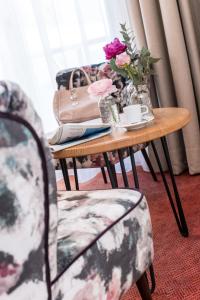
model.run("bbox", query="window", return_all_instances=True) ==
[0,0,131,131]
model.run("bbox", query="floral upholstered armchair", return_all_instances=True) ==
[0,81,154,299]
[55,64,157,189]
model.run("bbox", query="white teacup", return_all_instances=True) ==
[123,104,148,124]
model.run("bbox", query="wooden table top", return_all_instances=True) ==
[53,107,191,159]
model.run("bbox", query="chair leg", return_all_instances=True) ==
[141,148,158,182]
[101,167,108,184]
[129,147,139,188]
[149,264,156,294]
[136,272,152,300]
[72,158,79,190]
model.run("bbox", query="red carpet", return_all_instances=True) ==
[57,168,200,299]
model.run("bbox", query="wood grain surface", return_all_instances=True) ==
[53,107,191,159]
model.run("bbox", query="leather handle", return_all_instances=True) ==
[69,68,92,89]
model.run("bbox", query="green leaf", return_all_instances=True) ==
[120,23,126,31]
[141,47,150,56]
[117,23,160,84]
[150,57,160,63]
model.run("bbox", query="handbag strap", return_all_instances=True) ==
[69,68,92,89]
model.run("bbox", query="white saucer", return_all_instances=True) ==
[116,115,155,131]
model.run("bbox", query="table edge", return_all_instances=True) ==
[53,108,191,159]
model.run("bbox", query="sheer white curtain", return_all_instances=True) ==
[0,0,131,132]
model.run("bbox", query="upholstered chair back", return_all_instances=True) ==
[0,81,57,299]
[56,63,125,87]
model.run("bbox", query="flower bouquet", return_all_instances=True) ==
[103,23,160,114]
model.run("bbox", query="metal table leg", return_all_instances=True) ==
[110,164,118,188]
[60,158,71,191]
[141,148,158,182]
[101,167,108,184]
[118,149,129,187]
[129,147,139,189]
[103,152,116,188]
[161,137,188,236]
[72,157,79,190]
[151,140,188,237]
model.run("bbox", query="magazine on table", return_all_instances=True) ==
[47,118,111,152]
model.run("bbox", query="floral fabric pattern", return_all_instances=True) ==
[52,189,153,300]
[56,63,126,95]
[1,81,58,279]
[0,81,57,300]
[0,119,50,299]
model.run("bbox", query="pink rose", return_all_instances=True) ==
[103,38,127,60]
[115,52,131,67]
[88,79,117,98]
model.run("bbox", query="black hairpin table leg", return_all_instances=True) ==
[151,140,188,237]
[72,158,79,190]
[160,137,188,236]
[103,152,116,188]
[118,149,129,187]
[110,164,118,188]
[60,158,71,191]
[141,148,158,182]
[101,167,108,184]
[129,147,139,189]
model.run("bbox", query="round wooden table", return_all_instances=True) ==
[53,107,191,237]
[53,107,190,159]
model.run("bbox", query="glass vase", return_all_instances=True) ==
[125,80,154,119]
[98,95,120,124]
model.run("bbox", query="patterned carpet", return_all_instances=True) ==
[57,167,200,299]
